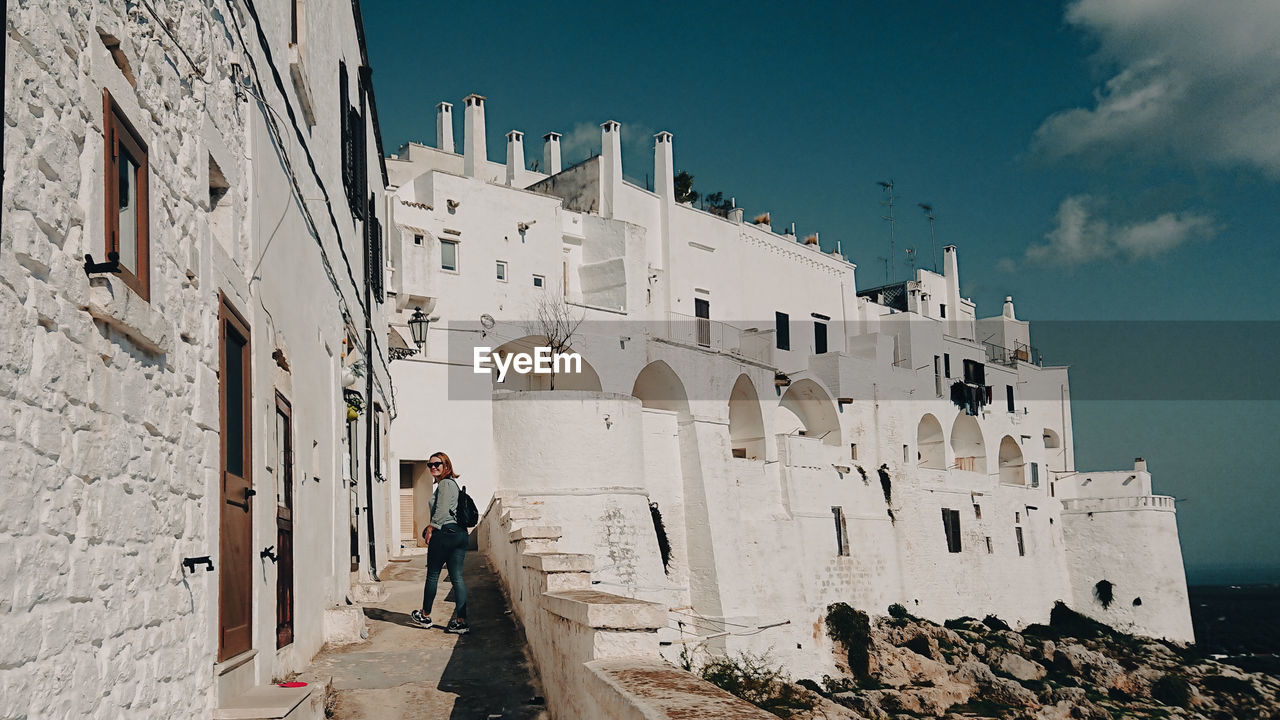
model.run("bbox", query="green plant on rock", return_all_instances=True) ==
[888,603,909,619]
[1151,673,1193,708]
[825,602,872,680]
[698,652,816,718]
[1094,579,1115,609]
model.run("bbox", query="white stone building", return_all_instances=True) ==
[385,97,1195,682]
[2,1,397,717]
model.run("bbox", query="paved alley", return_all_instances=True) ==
[303,552,548,720]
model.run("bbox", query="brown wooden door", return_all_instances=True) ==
[219,296,253,662]
[275,395,295,649]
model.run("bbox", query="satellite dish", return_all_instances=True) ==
[479,314,496,330]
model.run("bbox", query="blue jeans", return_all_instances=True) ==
[423,524,468,620]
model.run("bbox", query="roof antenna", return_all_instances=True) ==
[878,180,896,282]
[905,247,917,274]
[918,202,937,273]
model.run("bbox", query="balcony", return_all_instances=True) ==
[983,340,1043,368]
[1060,495,1176,512]
[651,312,774,365]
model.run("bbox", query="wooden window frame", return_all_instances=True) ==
[775,311,790,351]
[440,239,459,272]
[103,89,150,302]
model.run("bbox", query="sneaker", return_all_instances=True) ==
[409,609,432,628]
[444,619,470,635]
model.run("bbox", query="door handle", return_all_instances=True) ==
[245,488,257,500]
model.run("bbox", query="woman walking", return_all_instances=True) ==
[410,451,469,634]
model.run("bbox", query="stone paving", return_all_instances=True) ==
[303,552,548,720]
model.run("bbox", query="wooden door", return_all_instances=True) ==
[694,298,710,347]
[275,395,294,649]
[219,295,253,661]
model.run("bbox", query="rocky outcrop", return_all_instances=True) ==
[786,603,1280,720]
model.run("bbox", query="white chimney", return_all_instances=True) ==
[654,131,674,200]
[601,120,622,218]
[505,130,524,186]
[436,102,454,154]
[463,93,486,178]
[944,245,960,335]
[1003,296,1016,319]
[542,132,562,175]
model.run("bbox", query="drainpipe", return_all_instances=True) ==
[360,64,379,582]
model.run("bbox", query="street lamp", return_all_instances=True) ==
[408,307,430,348]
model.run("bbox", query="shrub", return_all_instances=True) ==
[944,616,977,630]
[982,614,1011,632]
[1049,601,1111,639]
[1094,580,1115,609]
[888,603,909,619]
[699,652,816,718]
[1151,673,1193,708]
[1201,674,1257,698]
[826,602,873,679]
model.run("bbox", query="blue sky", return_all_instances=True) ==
[362,1,1280,582]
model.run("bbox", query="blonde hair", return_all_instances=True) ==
[429,451,460,479]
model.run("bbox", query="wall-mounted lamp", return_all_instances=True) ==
[517,220,536,233]
[408,307,432,348]
[833,464,851,474]
[446,199,460,211]
[83,252,122,277]
[774,372,791,388]
[619,336,631,349]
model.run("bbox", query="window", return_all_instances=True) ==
[832,507,850,556]
[985,536,993,554]
[903,444,910,463]
[413,234,423,246]
[496,260,507,281]
[940,303,947,318]
[365,194,383,302]
[1030,462,1039,488]
[814,321,828,354]
[695,298,710,347]
[942,508,962,553]
[532,274,544,288]
[1015,526,1025,557]
[775,312,790,351]
[973,503,982,519]
[850,443,858,461]
[1006,385,1015,413]
[103,90,149,301]
[934,355,942,396]
[944,353,951,378]
[963,359,985,386]
[440,239,458,271]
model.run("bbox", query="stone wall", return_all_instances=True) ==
[1,1,393,716]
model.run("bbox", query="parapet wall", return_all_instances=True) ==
[479,492,775,719]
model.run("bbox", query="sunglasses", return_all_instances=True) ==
[426,461,444,468]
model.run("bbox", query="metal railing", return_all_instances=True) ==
[655,312,774,365]
[982,341,1043,367]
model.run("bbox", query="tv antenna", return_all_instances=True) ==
[905,247,917,273]
[918,202,937,273]
[878,180,896,282]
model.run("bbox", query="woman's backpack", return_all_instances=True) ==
[453,482,480,529]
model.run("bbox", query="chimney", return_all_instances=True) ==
[1003,296,1016,319]
[601,120,622,218]
[435,102,454,153]
[542,132,562,175]
[654,131,674,200]
[943,245,960,334]
[1134,457,1147,472]
[463,93,486,178]
[505,130,524,186]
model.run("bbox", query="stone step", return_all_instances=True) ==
[521,552,593,573]
[213,684,317,720]
[544,571,591,593]
[508,525,561,543]
[515,537,558,555]
[541,589,666,630]
[501,508,540,524]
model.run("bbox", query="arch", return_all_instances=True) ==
[489,334,602,392]
[949,414,987,474]
[998,435,1025,486]
[632,360,690,418]
[728,374,765,460]
[775,378,841,446]
[916,414,946,470]
[1043,428,1061,449]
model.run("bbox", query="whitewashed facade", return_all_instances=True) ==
[2,0,395,717]
[386,97,1194,681]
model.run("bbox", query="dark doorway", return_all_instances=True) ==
[694,297,710,347]
[275,394,295,649]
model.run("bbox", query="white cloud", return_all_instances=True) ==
[1013,195,1215,269]
[1032,0,1280,176]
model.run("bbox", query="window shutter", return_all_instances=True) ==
[339,61,351,205]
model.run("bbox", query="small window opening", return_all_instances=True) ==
[1015,526,1025,556]
[985,536,993,554]
[440,239,458,271]
[532,274,545,288]
[496,260,507,281]
[942,508,962,553]
[850,443,858,461]
[973,503,982,519]
[944,353,951,378]
[832,506,850,556]
[413,233,423,245]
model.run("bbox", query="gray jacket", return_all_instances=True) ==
[429,477,460,529]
